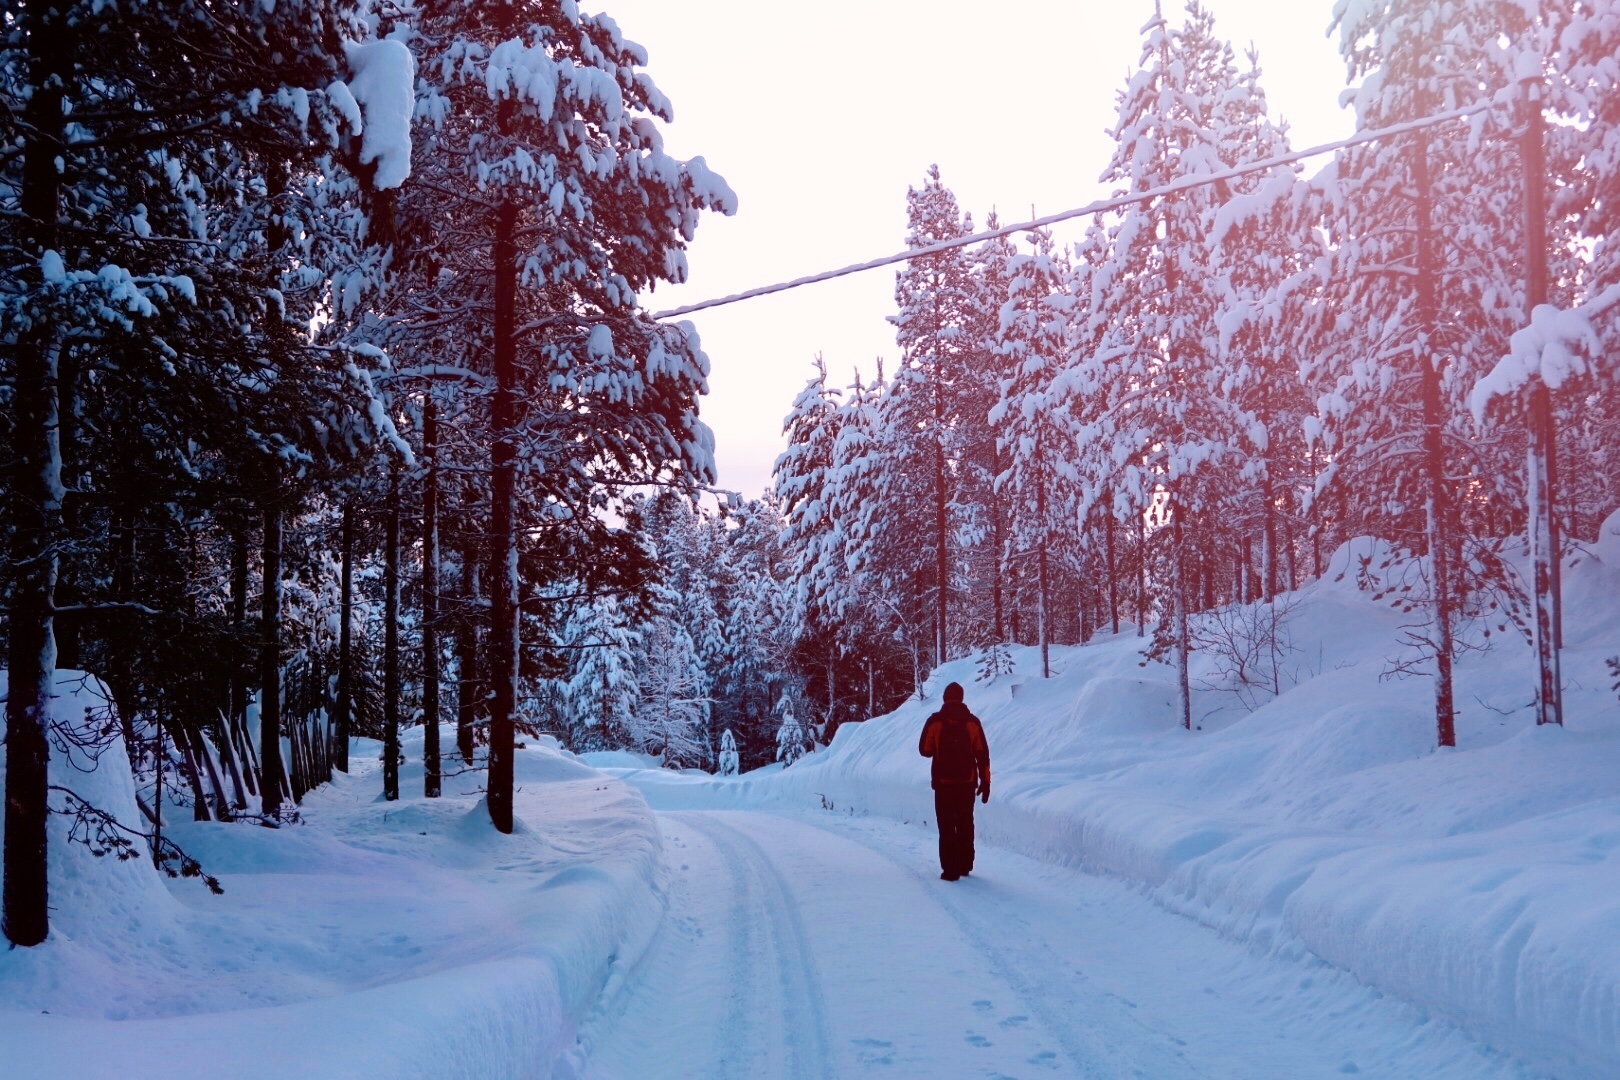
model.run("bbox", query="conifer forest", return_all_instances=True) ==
[3,4,1620,1073]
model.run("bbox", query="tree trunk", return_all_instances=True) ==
[1105,514,1119,635]
[934,433,949,666]
[54,347,81,673]
[456,535,481,767]
[175,725,213,822]
[259,506,286,818]
[333,503,354,772]
[1173,501,1192,731]
[423,398,443,797]
[1037,475,1051,678]
[383,471,401,802]
[488,199,520,834]
[1413,132,1457,749]
[108,507,139,752]
[1261,474,1278,603]
[991,447,1006,644]
[191,722,231,821]
[1521,78,1563,726]
[1136,514,1148,637]
[3,6,68,949]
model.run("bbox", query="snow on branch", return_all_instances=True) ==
[336,38,416,189]
[1469,284,1620,424]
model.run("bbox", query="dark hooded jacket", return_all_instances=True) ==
[918,700,991,791]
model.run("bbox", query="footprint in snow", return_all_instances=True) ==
[965,1033,992,1048]
[972,999,994,1013]
[851,1037,894,1066]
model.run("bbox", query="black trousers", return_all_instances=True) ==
[934,784,977,876]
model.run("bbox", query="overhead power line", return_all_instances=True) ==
[651,101,1492,321]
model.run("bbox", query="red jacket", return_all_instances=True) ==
[918,702,991,790]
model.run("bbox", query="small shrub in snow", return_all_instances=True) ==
[975,643,1015,684]
[718,729,740,776]
[1190,595,1300,710]
[776,705,807,767]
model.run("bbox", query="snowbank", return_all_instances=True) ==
[0,704,664,1079]
[622,541,1620,1078]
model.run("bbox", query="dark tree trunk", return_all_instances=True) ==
[1136,515,1148,637]
[54,348,81,672]
[175,724,213,822]
[259,506,286,819]
[108,507,140,750]
[1413,132,1457,749]
[383,471,401,802]
[1261,474,1278,602]
[1105,513,1119,635]
[5,16,67,946]
[934,433,949,666]
[1037,474,1051,678]
[456,537,481,767]
[488,200,520,834]
[991,446,1006,644]
[423,398,443,797]
[334,503,354,772]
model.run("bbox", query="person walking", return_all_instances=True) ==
[918,681,991,881]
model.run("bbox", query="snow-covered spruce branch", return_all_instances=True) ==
[47,786,224,896]
[381,365,494,387]
[50,601,168,617]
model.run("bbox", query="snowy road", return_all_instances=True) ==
[568,805,1536,1080]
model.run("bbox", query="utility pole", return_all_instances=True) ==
[1521,70,1563,727]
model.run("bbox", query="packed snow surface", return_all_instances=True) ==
[2,535,1617,1077]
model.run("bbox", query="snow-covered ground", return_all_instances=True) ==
[2,526,1618,1077]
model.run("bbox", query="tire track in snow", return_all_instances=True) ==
[678,812,836,1080]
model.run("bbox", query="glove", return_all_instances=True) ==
[978,777,990,804]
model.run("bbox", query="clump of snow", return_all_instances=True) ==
[0,671,183,1011]
[342,39,416,189]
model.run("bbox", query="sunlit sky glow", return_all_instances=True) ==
[603,0,1356,499]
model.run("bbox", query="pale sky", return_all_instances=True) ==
[603,0,1356,500]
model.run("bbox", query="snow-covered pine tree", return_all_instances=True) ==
[397,0,734,830]
[562,595,640,753]
[962,215,1020,647]
[774,697,808,768]
[830,361,936,698]
[633,600,711,769]
[775,357,846,621]
[1079,1,1269,729]
[1206,46,1323,603]
[885,165,979,667]
[1313,0,1552,746]
[711,497,797,768]
[1,0,402,946]
[991,227,1079,678]
[717,729,740,777]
